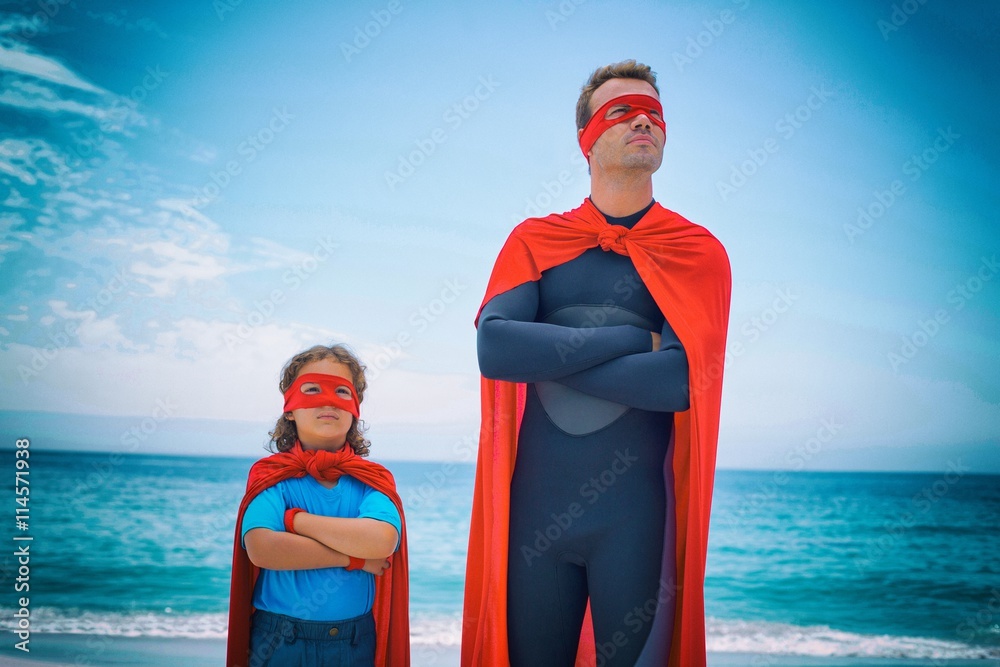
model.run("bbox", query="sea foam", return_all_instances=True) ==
[2,608,996,660]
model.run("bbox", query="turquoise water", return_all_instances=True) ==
[0,449,997,660]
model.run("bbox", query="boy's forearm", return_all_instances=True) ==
[244,528,350,570]
[293,514,398,559]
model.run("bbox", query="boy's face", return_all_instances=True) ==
[286,358,356,451]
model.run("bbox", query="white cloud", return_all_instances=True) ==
[0,77,110,120]
[0,43,106,94]
[0,312,481,459]
[3,187,30,208]
[0,140,38,185]
[47,300,140,351]
[0,137,82,188]
[0,34,153,143]
[363,368,480,426]
[0,15,38,36]
[127,240,231,296]
[247,237,316,267]
[719,344,1000,467]
[2,317,360,420]
[187,145,218,164]
[49,189,131,214]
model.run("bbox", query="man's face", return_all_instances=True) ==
[581,78,664,175]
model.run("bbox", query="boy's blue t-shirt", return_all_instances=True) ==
[241,474,401,621]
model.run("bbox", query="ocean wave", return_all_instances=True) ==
[1,608,996,659]
[707,617,999,660]
[0,607,463,645]
[0,607,229,639]
[408,614,463,646]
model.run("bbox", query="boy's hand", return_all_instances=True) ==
[362,558,391,576]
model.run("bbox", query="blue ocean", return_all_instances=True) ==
[1,449,998,664]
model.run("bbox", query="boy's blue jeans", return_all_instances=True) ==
[248,609,376,667]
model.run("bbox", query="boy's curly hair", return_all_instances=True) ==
[269,343,371,457]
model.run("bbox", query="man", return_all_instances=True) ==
[462,60,731,667]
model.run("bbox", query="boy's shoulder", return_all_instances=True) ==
[269,473,378,497]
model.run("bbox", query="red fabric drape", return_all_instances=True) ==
[462,198,731,667]
[227,442,410,666]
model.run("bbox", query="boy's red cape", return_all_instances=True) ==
[227,441,410,667]
[462,198,731,667]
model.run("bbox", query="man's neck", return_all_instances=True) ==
[589,176,654,217]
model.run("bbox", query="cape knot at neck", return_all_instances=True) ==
[303,448,346,482]
[598,225,630,256]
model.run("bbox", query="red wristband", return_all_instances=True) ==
[284,508,306,534]
[346,556,365,571]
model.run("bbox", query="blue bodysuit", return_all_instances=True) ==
[477,200,690,666]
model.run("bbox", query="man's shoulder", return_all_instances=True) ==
[649,201,697,226]
[649,203,724,241]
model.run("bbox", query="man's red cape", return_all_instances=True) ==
[227,441,410,667]
[461,198,731,667]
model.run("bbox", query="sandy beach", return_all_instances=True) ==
[1,635,993,667]
[0,635,464,667]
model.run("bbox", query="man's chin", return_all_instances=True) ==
[621,154,663,174]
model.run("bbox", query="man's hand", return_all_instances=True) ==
[363,558,391,576]
[651,331,661,351]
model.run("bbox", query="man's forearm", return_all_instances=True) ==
[555,347,690,412]
[478,284,651,382]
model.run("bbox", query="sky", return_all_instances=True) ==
[0,0,997,471]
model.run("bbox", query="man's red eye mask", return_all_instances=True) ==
[579,93,666,158]
[283,373,360,418]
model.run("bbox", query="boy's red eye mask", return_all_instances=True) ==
[283,373,360,417]
[579,93,666,158]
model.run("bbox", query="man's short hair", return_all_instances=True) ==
[575,60,660,131]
